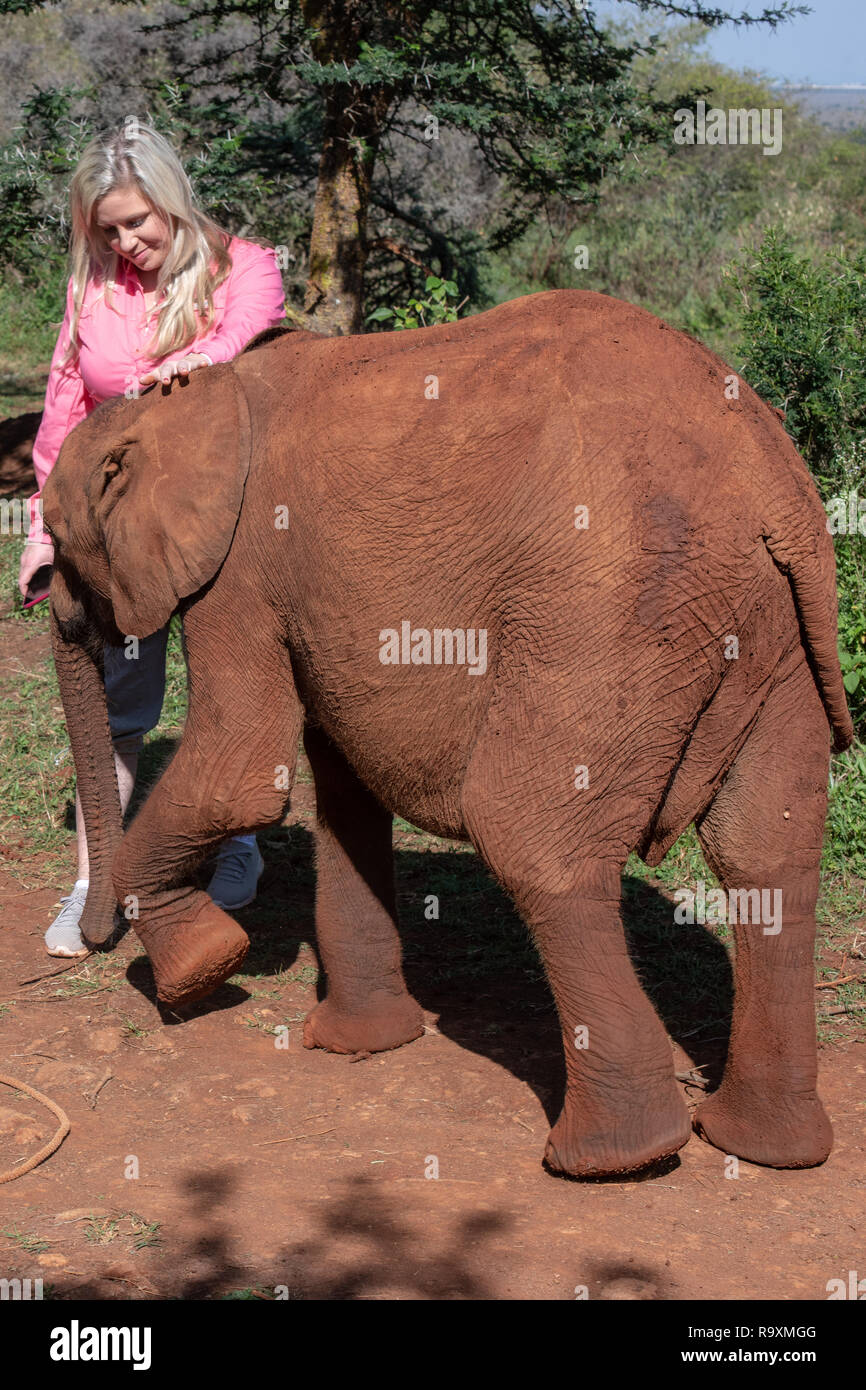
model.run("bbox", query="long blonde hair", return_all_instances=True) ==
[64,120,232,363]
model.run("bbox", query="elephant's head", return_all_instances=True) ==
[42,365,253,943]
[44,365,252,638]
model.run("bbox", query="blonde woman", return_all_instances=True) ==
[18,121,286,956]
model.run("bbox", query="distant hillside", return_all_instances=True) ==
[782,86,866,133]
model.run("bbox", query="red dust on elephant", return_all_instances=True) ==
[42,290,853,1179]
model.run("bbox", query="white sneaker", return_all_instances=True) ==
[207,841,264,911]
[45,882,90,957]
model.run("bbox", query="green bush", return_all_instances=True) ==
[365,275,464,329]
[729,228,866,873]
[833,469,866,728]
[824,743,866,879]
[729,230,866,731]
[0,88,90,309]
[728,228,866,476]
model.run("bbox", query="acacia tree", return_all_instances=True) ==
[153,0,807,333]
[0,0,808,334]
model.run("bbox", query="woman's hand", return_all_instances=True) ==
[139,352,212,388]
[18,539,55,599]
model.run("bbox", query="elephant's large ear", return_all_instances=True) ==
[92,365,252,638]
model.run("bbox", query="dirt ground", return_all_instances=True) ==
[1,628,864,1302]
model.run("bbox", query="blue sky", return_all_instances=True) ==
[595,1,865,86]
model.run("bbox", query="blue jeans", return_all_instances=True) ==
[104,628,169,756]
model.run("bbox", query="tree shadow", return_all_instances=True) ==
[274,1173,507,1300]
[391,846,733,1125]
[42,1166,684,1300]
[47,1170,507,1301]
[210,823,733,1132]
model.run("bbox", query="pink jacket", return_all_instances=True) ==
[28,236,285,542]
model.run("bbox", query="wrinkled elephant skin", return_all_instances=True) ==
[42,291,853,1178]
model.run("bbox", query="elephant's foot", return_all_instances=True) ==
[693,1083,832,1169]
[137,896,249,1009]
[302,993,425,1055]
[544,1079,691,1178]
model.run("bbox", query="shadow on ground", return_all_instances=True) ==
[44,1165,681,1300]
[44,1169,511,1299]
[230,821,733,1126]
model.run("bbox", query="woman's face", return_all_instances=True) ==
[95,187,170,273]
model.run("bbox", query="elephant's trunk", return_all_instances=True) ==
[50,572,123,944]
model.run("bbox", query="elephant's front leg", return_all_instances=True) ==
[112,637,303,1009]
[302,723,424,1054]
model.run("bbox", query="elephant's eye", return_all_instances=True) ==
[101,452,124,489]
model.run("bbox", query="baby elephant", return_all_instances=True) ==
[43,289,853,1178]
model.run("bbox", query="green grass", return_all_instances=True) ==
[0,278,60,417]
[219,1286,283,1300]
[0,537,72,877]
[120,1017,149,1039]
[2,1227,52,1254]
[82,1213,161,1252]
[129,1217,162,1251]
[52,960,127,998]
[824,742,866,879]
[83,1217,120,1246]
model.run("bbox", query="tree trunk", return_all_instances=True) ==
[301,1,394,335]
[304,94,380,335]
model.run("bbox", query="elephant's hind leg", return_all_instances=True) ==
[527,869,691,1178]
[461,724,690,1178]
[301,724,424,1055]
[692,650,832,1168]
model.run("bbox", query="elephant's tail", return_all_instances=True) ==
[761,516,854,754]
